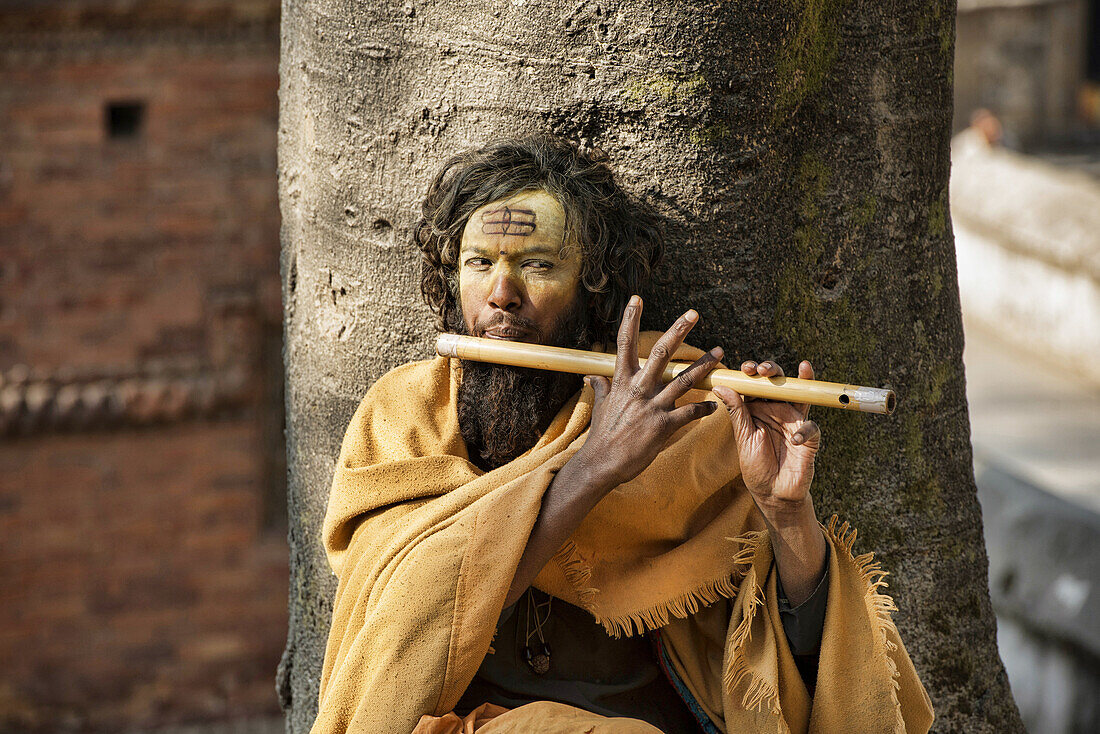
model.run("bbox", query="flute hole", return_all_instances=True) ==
[839,394,850,405]
[886,393,896,413]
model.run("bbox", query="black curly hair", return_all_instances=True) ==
[413,134,664,347]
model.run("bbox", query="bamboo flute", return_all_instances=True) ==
[436,333,896,415]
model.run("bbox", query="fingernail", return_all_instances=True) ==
[630,295,641,306]
[583,376,590,387]
[711,346,724,358]
[685,309,698,322]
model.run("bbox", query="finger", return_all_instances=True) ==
[640,309,699,388]
[791,419,821,448]
[667,399,719,431]
[614,295,642,385]
[713,386,755,446]
[658,346,724,406]
[664,398,717,433]
[756,360,784,378]
[741,360,758,376]
[795,360,814,418]
[583,375,611,402]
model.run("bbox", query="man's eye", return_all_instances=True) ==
[465,258,491,268]
[524,260,553,270]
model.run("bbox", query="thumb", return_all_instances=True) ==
[713,386,754,445]
[584,375,611,401]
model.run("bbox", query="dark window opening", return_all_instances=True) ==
[105,101,145,139]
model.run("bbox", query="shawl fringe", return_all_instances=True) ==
[595,532,759,640]
[720,518,910,733]
[721,530,786,730]
[550,539,597,607]
[597,572,746,639]
[822,514,907,734]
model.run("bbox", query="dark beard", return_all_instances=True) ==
[448,298,592,472]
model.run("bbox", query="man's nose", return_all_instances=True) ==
[487,268,523,312]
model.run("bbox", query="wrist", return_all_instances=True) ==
[562,446,620,498]
[762,499,828,605]
[755,495,818,530]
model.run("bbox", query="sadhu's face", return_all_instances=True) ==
[458,189,583,344]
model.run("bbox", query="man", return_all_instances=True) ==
[313,136,934,733]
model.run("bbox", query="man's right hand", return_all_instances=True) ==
[502,295,724,609]
[577,294,725,490]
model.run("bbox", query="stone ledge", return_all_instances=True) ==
[0,360,254,436]
[951,129,1100,385]
[951,129,1100,281]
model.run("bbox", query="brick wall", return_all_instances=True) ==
[0,32,282,370]
[0,6,288,731]
[0,427,287,730]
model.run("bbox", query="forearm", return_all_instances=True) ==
[503,450,615,608]
[759,497,828,607]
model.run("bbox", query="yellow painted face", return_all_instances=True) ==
[458,189,583,344]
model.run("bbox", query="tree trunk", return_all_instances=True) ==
[276,0,1023,731]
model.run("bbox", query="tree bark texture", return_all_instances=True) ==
[277,0,1023,731]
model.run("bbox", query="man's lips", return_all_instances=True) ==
[482,327,533,340]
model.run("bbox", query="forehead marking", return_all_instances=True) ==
[481,206,536,236]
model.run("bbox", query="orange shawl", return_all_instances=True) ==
[313,333,934,733]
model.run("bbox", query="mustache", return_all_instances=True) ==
[475,313,540,338]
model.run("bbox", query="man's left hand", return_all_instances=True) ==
[712,359,821,514]
[713,359,827,606]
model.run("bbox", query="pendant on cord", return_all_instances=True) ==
[523,588,553,675]
[523,642,552,675]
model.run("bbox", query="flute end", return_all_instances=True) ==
[436,333,462,359]
[846,387,896,415]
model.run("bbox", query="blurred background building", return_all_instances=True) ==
[0,1,287,732]
[952,1,1100,732]
[0,0,1098,732]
